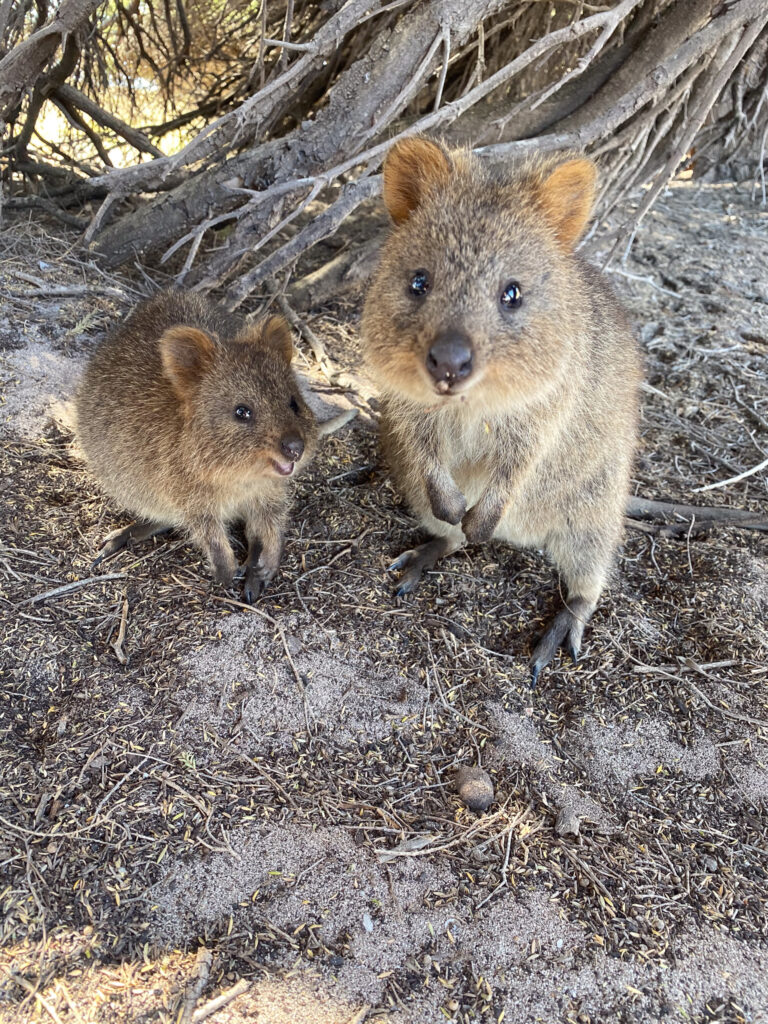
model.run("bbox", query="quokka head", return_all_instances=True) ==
[160,314,318,479]
[363,137,598,412]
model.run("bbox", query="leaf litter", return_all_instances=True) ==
[0,180,767,1023]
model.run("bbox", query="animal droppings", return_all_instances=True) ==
[455,766,494,812]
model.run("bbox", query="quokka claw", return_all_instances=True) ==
[395,580,417,598]
[388,538,453,598]
[388,551,415,572]
[529,598,591,685]
[566,639,581,664]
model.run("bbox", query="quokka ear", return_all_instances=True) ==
[260,315,294,363]
[537,157,597,249]
[383,136,453,225]
[159,326,216,399]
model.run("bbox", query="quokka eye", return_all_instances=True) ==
[500,280,523,310]
[289,396,300,414]
[234,405,253,421]
[409,269,431,298]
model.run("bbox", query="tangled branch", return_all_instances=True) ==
[2,0,767,307]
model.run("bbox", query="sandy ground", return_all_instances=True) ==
[1,179,767,1024]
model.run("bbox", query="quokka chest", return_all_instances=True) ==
[436,408,550,513]
[214,476,284,523]
[434,408,526,471]
[432,412,505,500]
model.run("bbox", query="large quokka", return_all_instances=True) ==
[76,291,318,603]
[362,138,641,683]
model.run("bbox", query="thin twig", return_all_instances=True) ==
[433,21,451,112]
[111,597,129,665]
[223,176,380,304]
[180,948,213,1024]
[192,979,250,1023]
[93,754,153,819]
[623,662,768,731]
[529,0,643,112]
[279,0,294,71]
[425,634,493,735]
[262,36,314,53]
[344,1006,372,1024]
[692,455,768,493]
[19,574,127,606]
[8,975,63,1024]
[9,269,128,299]
[258,0,268,89]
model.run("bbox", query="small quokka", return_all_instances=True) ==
[76,291,318,602]
[362,138,641,683]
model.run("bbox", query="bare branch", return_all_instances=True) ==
[0,0,101,119]
[54,82,164,157]
[220,176,382,307]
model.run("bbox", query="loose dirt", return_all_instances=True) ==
[1,180,767,1024]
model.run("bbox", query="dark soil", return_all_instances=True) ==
[0,179,767,1024]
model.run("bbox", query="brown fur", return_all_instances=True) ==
[362,138,642,679]
[76,291,318,601]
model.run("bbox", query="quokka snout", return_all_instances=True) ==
[76,290,318,602]
[362,137,642,683]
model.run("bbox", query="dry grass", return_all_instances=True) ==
[1,182,767,1024]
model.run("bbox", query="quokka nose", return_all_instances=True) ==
[426,332,473,385]
[280,436,304,461]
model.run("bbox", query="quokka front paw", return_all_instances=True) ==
[461,504,499,545]
[242,561,279,604]
[207,540,238,588]
[427,478,466,525]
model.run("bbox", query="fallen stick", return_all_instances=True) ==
[345,1006,372,1024]
[693,454,768,493]
[192,978,250,1022]
[111,598,129,665]
[19,574,126,606]
[632,663,768,731]
[626,496,768,533]
[8,975,63,1024]
[180,948,213,1024]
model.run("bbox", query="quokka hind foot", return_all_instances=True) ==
[388,537,457,597]
[529,596,592,688]
[92,520,172,567]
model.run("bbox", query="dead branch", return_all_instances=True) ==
[287,236,382,310]
[92,0,502,274]
[218,176,381,305]
[10,32,80,164]
[2,0,766,307]
[0,0,101,121]
[618,11,768,248]
[78,0,384,198]
[53,82,164,157]
[178,947,213,1024]
[191,979,250,1023]
[626,496,768,534]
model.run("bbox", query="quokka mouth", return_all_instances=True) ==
[434,380,463,396]
[430,363,485,400]
[271,457,295,477]
[431,379,471,400]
